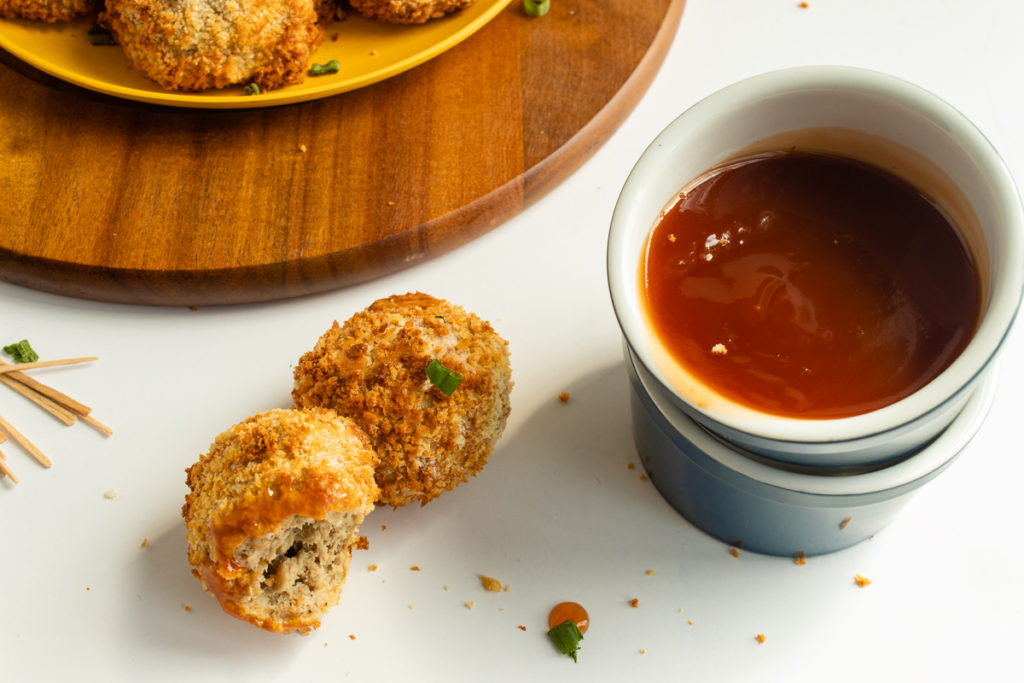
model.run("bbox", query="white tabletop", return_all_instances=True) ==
[2,1,1022,680]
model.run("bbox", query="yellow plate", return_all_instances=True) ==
[0,0,512,108]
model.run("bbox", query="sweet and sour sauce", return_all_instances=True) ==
[641,151,981,418]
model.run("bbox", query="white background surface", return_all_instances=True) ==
[2,1,1022,680]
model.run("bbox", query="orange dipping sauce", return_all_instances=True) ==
[548,601,589,634]
[641,152,981,418]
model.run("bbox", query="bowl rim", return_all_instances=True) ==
[630,348,997,497]
[608,65,1024,444]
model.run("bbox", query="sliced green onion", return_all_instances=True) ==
[524,0,550,17]
[3,339,39,363]
[426,359,462,396]
[547,619,583,662]
[87,25,117,46]
[243,82,261,96]
[309,60,341,76]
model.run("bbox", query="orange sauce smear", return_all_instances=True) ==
[548,601,589,634]
[642,152,980,418]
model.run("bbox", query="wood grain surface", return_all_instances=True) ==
[0,0,683,306]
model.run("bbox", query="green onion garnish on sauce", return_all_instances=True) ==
[243,83,261,96]
[547,619,583,662]
[426,359,462,396]
[309,60,341,76]
[524,0,550,17]
[3,339,39,363]
[87,25,117,46]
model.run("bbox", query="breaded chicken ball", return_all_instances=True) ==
[183,408,379,634]
[349,0,474,24]
[292,292,512,508]
[0,0,95,21]
[100,0,324,92]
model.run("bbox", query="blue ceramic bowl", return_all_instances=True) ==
[626,345,996,556]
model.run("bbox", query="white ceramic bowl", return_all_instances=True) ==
[608,66,1023,467]
[626,345,996,556]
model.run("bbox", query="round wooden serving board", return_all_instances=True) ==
[0,0,683,306]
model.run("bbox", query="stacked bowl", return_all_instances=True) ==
[607,67,1023,556]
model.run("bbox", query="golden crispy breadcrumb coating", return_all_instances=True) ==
[0,0,96,21]
[292,292,512,507]
[100,0,325,92]
[183,408,379,634]
[349,0,474,24]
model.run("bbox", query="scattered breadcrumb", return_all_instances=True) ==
[299,144,308,153]
[793,551,806,566]
[349,634,356,640]
[688,620,693,625]
[480,574,502,592]
[464,601,475,610]
[627,462,636,470]
[711,343,728,355]
[630,598,639,608]
[798,1,809,7]
[645,569,655,576]
[639,649,647,655]
[638,475,648,481]
[854,574,872,587]
[381,524,387,530]
[410,565,421,571]
[443,585,450,591]
[756,633,766,644]
[517,625,527,631]
[668,233,677,243]
[558,391,570,403]
[503,584,511,592]
[86,586,91,591]
[367,564,378,572]
[140,538,148,549]
[408,604,414,610]
[839,516,852,530]
[324,642,328,647]
[183,604,192,612]
[730,548,740,558]
[104,488,118,499]
[355,535,369,550]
